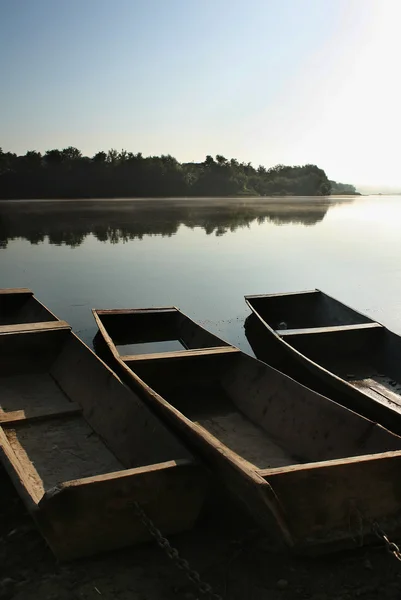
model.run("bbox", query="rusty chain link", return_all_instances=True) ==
[349,504,401,565]
[372,522,401,562]
[132,501,223,599]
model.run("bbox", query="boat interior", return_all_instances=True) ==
[0,289,58,326]
[246,291,401,413]
[246,290,373,331]
[97,308,401,474]
[0,326,194,501]
[94,308,230,359]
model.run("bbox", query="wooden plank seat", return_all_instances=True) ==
[277,322,383,337]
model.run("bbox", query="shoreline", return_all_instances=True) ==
[0,195,361,204]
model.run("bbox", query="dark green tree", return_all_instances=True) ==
[0,146,352,199]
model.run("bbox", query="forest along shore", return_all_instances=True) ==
[0,146,358,199]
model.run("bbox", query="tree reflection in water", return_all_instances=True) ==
[0,197,355,249]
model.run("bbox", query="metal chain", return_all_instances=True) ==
[132,501,223,599]
[349,504,401,565]
[372,522,401,562]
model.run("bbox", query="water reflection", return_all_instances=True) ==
[0,197,354,249]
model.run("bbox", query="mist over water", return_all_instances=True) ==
[1,196,400,352]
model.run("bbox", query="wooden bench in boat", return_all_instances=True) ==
[0,320,69,335]
[93,306,401,554]
[277,322,383,337]
[120,345,240,362]
[0,325,206,560]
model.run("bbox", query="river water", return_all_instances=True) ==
[1,195,400,352]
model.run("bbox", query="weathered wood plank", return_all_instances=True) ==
[0,403,81,425]
[94,307,177,315]
[0,288,33,295]
[0,320,70,335]
[278,322,382,337]
[55,458,192,486]
[350,377,401,410]
[92,310,121,361]
[121,345,239,362]
[245,290,318,300]
[0,426,42,505]
[257,449,401,477]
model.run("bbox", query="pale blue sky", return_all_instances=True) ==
[1,0,400,187]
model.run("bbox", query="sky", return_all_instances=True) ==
[1,0,401,190]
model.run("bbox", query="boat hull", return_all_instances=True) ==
[0,322,206,560]
[93,306,401,554]
[245,291,401,436]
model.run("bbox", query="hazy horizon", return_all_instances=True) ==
[2,0,401,189]
[355,185,401,195]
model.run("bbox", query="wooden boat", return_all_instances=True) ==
[93,306,401,554]
[0,288,59,331]
[0,319,206,560]
[245,289,401,436]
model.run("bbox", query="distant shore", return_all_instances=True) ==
[0,194,362,204]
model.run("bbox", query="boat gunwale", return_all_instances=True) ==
[0,288,34,296]
[40,457,196,499]
[257,448,401,477]
[94,307,178,315]
[0,320,70,335]
[245,289,319,300]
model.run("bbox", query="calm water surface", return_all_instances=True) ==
[1,195,400,352]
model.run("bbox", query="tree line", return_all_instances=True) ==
[0,146,356,198]
[329,180,359,195]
